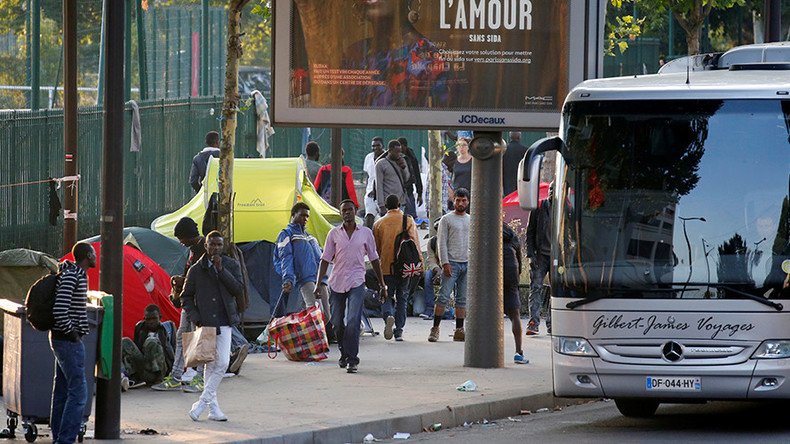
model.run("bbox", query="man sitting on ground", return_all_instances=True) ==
[121,304,176,389]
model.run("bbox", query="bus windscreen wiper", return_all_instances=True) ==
[566,287,685,309]
[685,282,784,311]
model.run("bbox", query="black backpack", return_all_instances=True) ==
[25,272,60,331]
[392,215,422,283]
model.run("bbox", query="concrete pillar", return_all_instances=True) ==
[464,131,505,369]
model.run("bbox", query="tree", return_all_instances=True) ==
[217,0,253,241]
[634,0,747,55]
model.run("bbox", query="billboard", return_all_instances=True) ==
[273,0,591,130]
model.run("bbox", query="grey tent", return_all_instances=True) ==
[0,248,58,304]
[82,227,188,277]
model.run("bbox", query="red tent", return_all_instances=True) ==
[62,242,180,338]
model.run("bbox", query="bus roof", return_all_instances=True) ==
[569,69,790,102]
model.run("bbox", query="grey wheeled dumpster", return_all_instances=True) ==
[0,299,102,443]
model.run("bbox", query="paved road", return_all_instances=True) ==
[407,399,790,443]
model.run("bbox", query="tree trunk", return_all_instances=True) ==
[428,130,443,236]
[218,0,251,242]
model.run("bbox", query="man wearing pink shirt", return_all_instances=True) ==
[315,200,387,374]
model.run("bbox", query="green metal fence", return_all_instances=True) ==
[0,95,452,257]
[0,96,254,257]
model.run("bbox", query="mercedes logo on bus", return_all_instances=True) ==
[662,341,684,362]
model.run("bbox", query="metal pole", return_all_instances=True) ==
[201,0,209,95]
[330,128,343,208]
[63,0,78,253]
[94,0,124,438]
[25,0,30,107]
[668,9,674,58]
[152,6,158,98]
[30,0,40,110]
[124,0,132,101]
[164,10,170,98]
[136,0,148,100]
[176,9,182,97]
[464,131,504,369]
[97,1,106,105]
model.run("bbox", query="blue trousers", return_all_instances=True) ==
[50,337,87,444]
[380,275,407,337]
[329,284,365,366]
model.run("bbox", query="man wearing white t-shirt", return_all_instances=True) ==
[363,136,385,228]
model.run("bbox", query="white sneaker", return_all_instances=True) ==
[384,316,395,340]
[189,400,208,421]
[121,376,130,392]
[208,401,228,421]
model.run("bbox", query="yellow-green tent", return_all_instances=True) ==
[151,158,341,245]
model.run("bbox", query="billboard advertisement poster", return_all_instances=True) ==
[273,0,589,130]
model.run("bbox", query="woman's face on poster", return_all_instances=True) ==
[355,0,398,21]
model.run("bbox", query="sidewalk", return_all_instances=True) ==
[6,318,563,443]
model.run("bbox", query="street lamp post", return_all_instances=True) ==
[702,238,714,298]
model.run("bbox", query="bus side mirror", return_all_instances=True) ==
[518,136,565,210]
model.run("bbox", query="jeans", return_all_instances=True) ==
[422,268,437,315]
[528,254,552,328]
[380,275,407,337]
[50,337,86,444]
[437,261,468,308]
[329,284,365,366]
[404,192,417,218]
[199,326,232,406]
[171,309,203,380]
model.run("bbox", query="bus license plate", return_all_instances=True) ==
[646,376,701,391]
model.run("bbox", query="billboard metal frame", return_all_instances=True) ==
[272,0,604,131]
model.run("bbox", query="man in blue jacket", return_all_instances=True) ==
[274,203,331,326]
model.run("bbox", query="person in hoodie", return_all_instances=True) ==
[50,242,96,444]
[189,131,221,193]
[274,202,331,327]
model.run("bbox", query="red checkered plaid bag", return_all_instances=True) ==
[267,304,329,362]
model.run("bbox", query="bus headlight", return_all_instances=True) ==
[553,336,598,357]
[752,340,790,359]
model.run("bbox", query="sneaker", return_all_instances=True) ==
[181,367,197,382]
[428,326,440,342]
[526,320,539,336]
[338,356,348,369]
[514,353,530,364]
[208,401,228,422]
[419,312,434,320]
[189,400,207,421]
[383,316,395,340]
[547,325,552,335]
[151,375,182,391]
[121,376,130,392]
[182,374,203,393]
[394,334,403,342]
[346,363,358,373]
[228,343,249,375]
[453,328,465,342]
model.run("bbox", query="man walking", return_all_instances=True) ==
[502,131,527,197]
[526,182,553,335]
[50,242,96,444]
[428,188,471,342]
[363,137,385,228]
[275,202,331,328]
[316,200,387,373]
[375,139,410,216]
[181,231,245,422]
[189,131,221,193]
[397,137,423,218]
[503,223,529,364]
[373,194,422,341]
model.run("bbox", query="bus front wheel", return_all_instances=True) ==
[614,399,659,418]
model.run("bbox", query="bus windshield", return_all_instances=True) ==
[558,99,790,300]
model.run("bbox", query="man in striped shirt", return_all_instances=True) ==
[50,242,96,444]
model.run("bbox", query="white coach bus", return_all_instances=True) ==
[518,42,790,417]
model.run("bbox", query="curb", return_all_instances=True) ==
[229,393,590,444]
